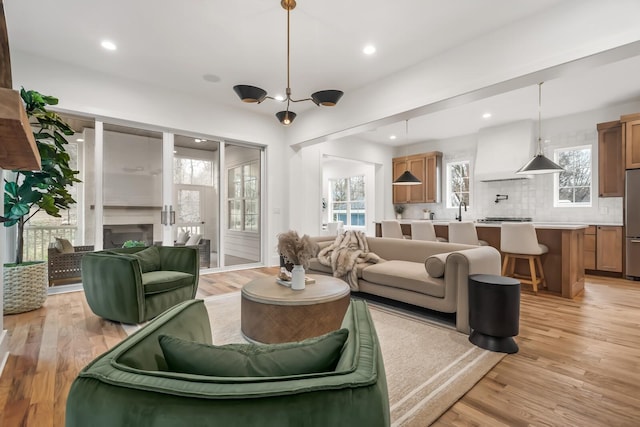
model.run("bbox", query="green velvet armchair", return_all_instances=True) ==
[81,245,199,324]
[66,299,390,427]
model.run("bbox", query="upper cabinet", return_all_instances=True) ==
[393,154,426,203]
[621,113,640,169]
[597,120,625,197]
[392,151,442,204]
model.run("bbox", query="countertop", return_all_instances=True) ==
[388,219,594,230]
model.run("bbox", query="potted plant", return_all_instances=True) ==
[394,204,405,219]
[3,89,81,314]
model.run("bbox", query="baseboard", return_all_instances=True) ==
[0,330,9,378]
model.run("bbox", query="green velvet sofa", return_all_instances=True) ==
[81,246,199,324]
[65,299,390,427]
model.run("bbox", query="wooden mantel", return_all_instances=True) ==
[0,1,41,171]
[0,88,41,170]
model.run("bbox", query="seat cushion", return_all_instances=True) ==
[158,328,349,377]
[54,237,75,253]
[362,260,445,298]
[308,258,368,279]
[142,271,194,295]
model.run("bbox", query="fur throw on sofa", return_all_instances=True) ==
[317,231,381,290]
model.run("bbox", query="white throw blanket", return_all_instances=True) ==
[317,230,381,291]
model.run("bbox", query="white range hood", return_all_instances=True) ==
[475,120,535,182]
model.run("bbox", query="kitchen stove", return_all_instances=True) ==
[477,217,533,223]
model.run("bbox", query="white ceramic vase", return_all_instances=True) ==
[291,264,306,290]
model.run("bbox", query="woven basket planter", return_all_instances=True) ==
[3,261,48,315]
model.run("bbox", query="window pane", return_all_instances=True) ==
[331,179,347,202]
[447,161,470,208]
[174,158,213,186]
[177,189,201,223]
[555,146,592,206]
[349,176,365,201]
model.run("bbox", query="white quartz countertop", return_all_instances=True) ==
[390,219,592,230]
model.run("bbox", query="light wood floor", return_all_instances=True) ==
[1,270,639,426]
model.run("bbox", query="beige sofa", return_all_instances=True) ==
[308,236,502,334]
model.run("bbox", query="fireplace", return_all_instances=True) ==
[103,224,153,249]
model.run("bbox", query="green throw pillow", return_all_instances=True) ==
[158,328,349,377]
[131,246,161,273]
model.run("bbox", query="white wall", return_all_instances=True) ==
[398,102,640,225]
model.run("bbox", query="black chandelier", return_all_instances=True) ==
[233,0,343,125]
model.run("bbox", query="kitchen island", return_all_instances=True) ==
[374,221,586,299]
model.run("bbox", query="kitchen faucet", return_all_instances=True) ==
[456,201,467,221]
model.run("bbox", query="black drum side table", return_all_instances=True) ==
[468,274,521,354]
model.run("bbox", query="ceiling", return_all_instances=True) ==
[5,0,640,147]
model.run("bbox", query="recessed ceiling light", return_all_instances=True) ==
[101,40,117,51]
[363,45,376,55]
[389,135,397,140]
[76,138,84,142]
[482,112,492,119]
[173,150,177,154]
[202,74,221,83]
[194,138,206,143]
[274,94,285,101]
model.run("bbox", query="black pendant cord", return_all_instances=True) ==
[537,82,543,155]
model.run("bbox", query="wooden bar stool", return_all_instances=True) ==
[500,223,548,294]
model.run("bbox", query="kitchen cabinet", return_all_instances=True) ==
[597,121,624,197]
[584,225,596,270]
[621,113,640,169]
[596,225,623,272]
[392,151,441,204]
[393,154,426,203]
[424,152,441,203]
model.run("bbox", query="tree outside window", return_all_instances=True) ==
[227,160,259,232]
[554,145,591,206]
[446,161,470,208]
[329,175,365,227]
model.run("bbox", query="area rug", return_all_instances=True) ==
[123,293,505,426]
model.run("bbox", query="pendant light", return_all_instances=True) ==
[393,120,422,185]
[232,0,343,126]
[516,82,564,174]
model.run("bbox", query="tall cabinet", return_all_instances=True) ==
[597,120,624,197]
[392,151,442,204]
[621,113,640,169]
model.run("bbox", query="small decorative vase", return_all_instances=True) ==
[291,264,306,290]
[396,213,402,220]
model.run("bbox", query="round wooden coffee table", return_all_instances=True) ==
[241,274,351,344]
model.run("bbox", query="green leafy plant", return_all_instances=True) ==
[394,204,405,214]
[3,89,81,264]
[122,240,147,248]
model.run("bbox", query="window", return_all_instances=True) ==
[174,157,213,186]
[227,160,259,232]
[446,161,470,208]
[554,145,592,207]
[329,175,365,227]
